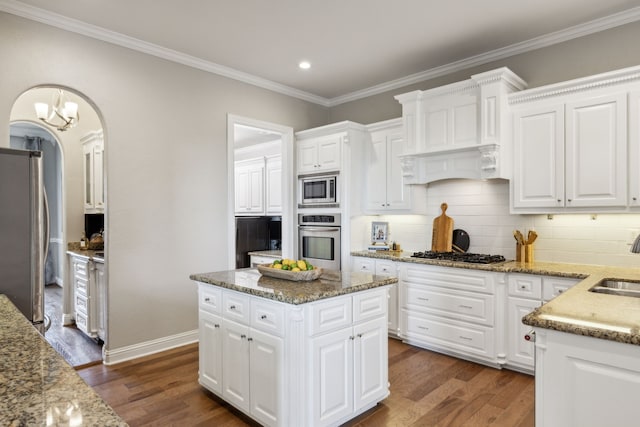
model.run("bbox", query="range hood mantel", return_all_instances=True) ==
[395,68,526,185]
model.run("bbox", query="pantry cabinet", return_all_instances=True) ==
[81,131,105,214]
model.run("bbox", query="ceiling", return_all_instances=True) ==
[3,0,640,105]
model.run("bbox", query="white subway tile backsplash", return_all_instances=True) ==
[350,179,640,267]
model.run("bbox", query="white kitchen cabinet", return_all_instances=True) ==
[297,134,341,174]
[69,252,101,339]
[235,158,265,215]
[365,120,412,212]
[351,256,399,337]
[628,89,640,207]
[533,328,640,427]
[81,130,105,214]
[250,253,281,267]
[511,77,629,212]
[399,263,501,366]
[265,155,282,215]
[197,282,390,427]
[506,274,579,373]
[308,289,388,427]
[95,260,106,341]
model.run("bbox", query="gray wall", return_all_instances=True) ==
[0,12,328,351]
[328,20,640,124]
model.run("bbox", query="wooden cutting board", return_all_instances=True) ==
[432,203,454,252]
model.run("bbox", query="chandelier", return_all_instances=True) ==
[34,89,79,132]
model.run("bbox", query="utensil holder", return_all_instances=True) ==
[517,243,534,263]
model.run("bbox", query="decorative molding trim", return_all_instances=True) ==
[294,120,367,139]
[102,329,198,365]
[365,117,402,132]
[509,64,640,104]
[2,0,639,107]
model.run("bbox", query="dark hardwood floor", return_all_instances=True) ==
[78,338,534,426]
[44,284,103,368]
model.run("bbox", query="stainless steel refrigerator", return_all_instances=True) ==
[0,147,48,332]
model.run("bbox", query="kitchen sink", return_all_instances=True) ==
[589,279,640,298]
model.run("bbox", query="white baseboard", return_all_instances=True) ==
[103,329,198,365]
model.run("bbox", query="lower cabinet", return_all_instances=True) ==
[534,328,640,427]
[68,252,106,340]
[95,261,106,341]
[197,282,390,427]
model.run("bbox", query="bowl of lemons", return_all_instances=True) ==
[257,258,322,281]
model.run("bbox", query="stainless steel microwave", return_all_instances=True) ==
[299,174,338,207]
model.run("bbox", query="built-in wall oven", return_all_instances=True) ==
[298,213,341,271]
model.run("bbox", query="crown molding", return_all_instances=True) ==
[2,0,640,108]
[327,6,640,106]
[0,0,332,107]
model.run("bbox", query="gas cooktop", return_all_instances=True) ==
[411,251,506,264]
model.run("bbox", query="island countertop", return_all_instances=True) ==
[190,268,398,305]
[0,295,127,426]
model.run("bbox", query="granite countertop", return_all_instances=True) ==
[0,295,127,426]
[190,268,397,305]
[247,250,282,258]
[352,250,640,346]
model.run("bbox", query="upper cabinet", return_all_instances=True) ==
[81,130,105,214]
[394,68,527,185]
[235,155,282,216]
[296,134,341,174]
[509,65,640,213]
[265,155,282,215]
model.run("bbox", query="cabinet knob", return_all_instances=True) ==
[241,334,246,339]
[247,337,253,342]
[567,199,572,202]
[260,314,267,320]
[634,197,638,202]
[381,204,385,207]
[214,324,220,328]
[357,333,363,338]
[557,199,561,203]
[229,305,236,310]
[349,336,355,340]
[204,297,210,302]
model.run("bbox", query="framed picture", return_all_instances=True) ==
[371,221,389,244]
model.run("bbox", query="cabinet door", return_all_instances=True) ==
[310,327,353,427]
[83,143,95,212]
[265,156,282,215]
[629,90,640,207]
[93,143,105,211]
[297,139,319,174]
[249,328,283,427]
[386,131,411,209]
[222,319,250,412]
[565,93,627,207]
[199,310,223,394]
[365,131,388,210]
[234,166,250,212]
[353,316,388,411]
[512,104,565,209]
[507,297,540,371]
[248,165,264,212]
[316,135,341,171]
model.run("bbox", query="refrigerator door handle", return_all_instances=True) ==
[43,189,50,262]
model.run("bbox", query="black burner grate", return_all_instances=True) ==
[411,251,506,264]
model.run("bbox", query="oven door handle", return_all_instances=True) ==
[300,227,341,232]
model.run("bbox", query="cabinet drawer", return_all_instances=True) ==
[251,298,285,336]
[307,296,352,336]
[402,264,495,294]
[199,285,222,315]
[404,283,494,326]
[75,312,88,333]
[353,288,387,323]
[74,277,89,296]
[75,293,89,315]
[72,259,90,280]
[352,257,375,272]
[508,274,542,299]
[543,276,579,301]
[375,260,397,276]
[222,291,250,324]
[403,310,495,359]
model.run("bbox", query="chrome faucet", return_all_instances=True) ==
[631,233,640,253]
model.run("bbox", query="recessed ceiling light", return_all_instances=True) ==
[299,61,311,70]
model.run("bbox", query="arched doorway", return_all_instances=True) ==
[9,86,106,367]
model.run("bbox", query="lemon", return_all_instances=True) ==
[297,260,307,270]
[291,267,301,272]
[272,263,283,269]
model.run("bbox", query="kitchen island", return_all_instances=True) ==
[0,294,126,426]
[190,267,397,427]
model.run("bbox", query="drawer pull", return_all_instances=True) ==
[357,333,363,338]
[418,326,429,331]
[214,324,220,328]
[229,305,236,310]
[557,289,564,294]
[240,334,246,339]
[350,336,355,340]
[204,297,210,302]
[417,297,429,301]
[519,285,527,290]
[260,314,267,320]
[459,304,473,309]
[247,337,253,342]
[459,336,472,341]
